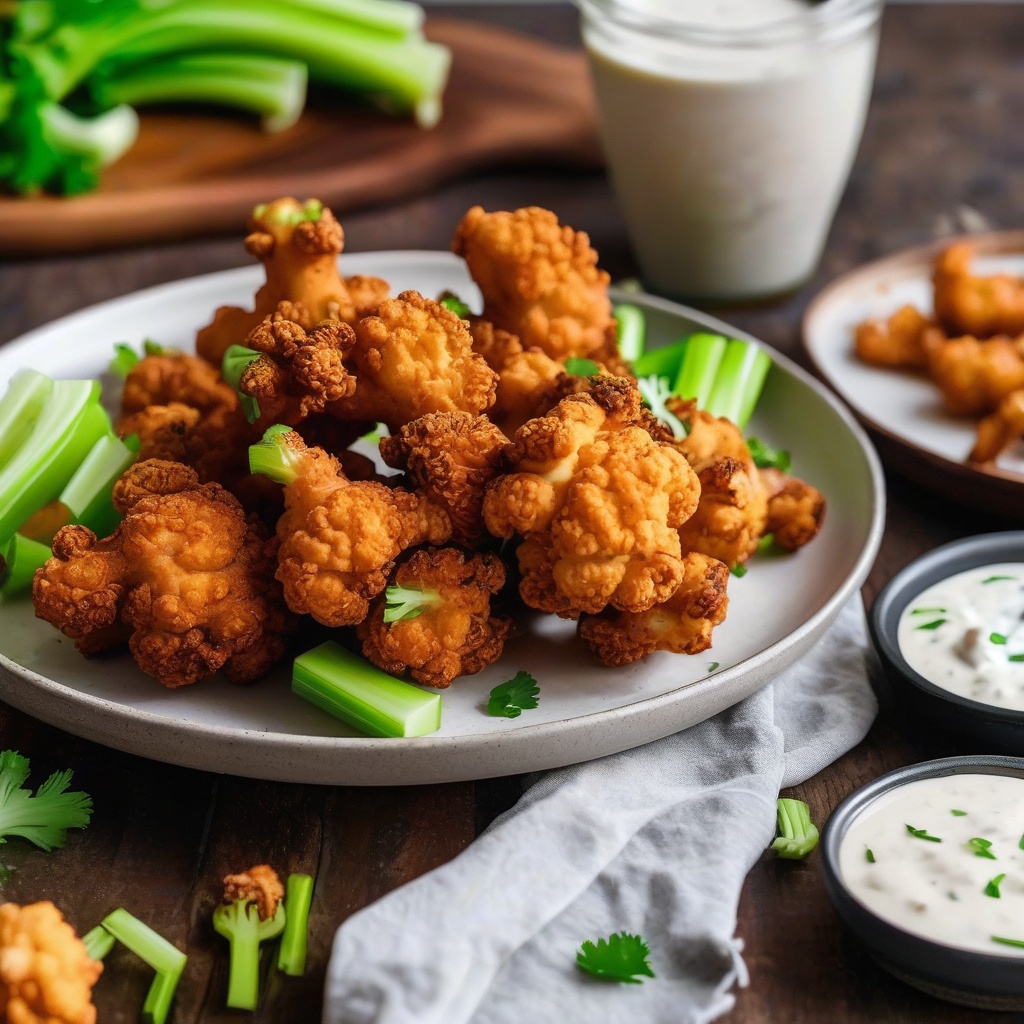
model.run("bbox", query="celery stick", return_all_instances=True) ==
[222,345,263,423]
[110,343,141,379]
[673,332,728,410]
[704,339,772,429]
[292,640,442,737]
[278,872,314,976]
[1,533,52,597]
[632,338,688,381]
[613,303,645,362]
[59,433,138,536]
[248,424,303,484]
[82,924,116,962]
[0,369,54,471]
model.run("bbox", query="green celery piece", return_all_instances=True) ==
[0,378,111,547]
[37,101,138,166]
[0,369,54,471]
[100,908,187,1024]
[613,303,645,362]
[59,432,138,536]
[278,872,314,976]
[632,338,688,381]
[1,533,52,597]
[292,640,442,737]
[383,584,442,623]
[81,924,116,962]
[673,332,728,410]
[248,424,303,484]
[704,338,771,429]
[213,900,286,1011]
[94,52,309,133]
[771,797,819,860]
[109,342,141,379]
[222,344,264,423]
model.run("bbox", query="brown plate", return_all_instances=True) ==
[0,17,603,256]
[801,230,1024,520]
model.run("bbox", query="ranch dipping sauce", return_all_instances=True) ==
[577,0,882,301]
[839,773,1024,957]
[897,563,1024,711]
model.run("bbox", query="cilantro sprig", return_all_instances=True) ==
[0,750,92,851]
[576,932,655,984]
[487,672,540,719]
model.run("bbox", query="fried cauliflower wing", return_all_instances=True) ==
[925,332,1024,416]
[452,205,617,363]
[357,547,512,687]
[968,388,1024,464]
[258,429,452,626]
[120,350,238,416]
[483,376,701,617]
[760,468,827,551]
[195,198,357,367]
[933,241,1024,338]
[379,412,513,545]
[32,460,294,688]
[853,304,940,370]
[0,901,101,1024]
[578,552,730,666]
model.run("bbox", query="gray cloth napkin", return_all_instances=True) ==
[324,595,877,1024]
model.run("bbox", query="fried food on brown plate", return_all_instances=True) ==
[924,331,1024,417]
[933,241,1024,338]
[357,547,513,688]
[32,460,295,688]
[579,551,730,666]
[760,468,827,552]
[483,375,701,619]
[853,304,941,370]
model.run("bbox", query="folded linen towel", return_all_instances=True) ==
[324,595,878,1024]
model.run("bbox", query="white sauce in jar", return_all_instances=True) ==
[897,563,1024,711]
[839,773,1024,956]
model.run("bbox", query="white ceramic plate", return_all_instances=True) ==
[0,252,884,784]
[802,230,1024,518]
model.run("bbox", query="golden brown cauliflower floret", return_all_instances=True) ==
[195,197,358,367]
[379,412,513,546]
[0,901,101,1024]
[933,241,1024,339]
[925,332,1024,417]
[578,552,730,666]
[120,350,238,417]
[357,547,513,688]
[969,388,1024,464]
[760,468,827,552]
[32,460,295,688]
[344,274,391,319]
[853,304,940,371]
[483,376,701,618]
[222,864,284,922]
[335,290,497,430]
[452,205,617,363]
[263,430,451,626]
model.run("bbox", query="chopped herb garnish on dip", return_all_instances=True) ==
[915,619,947,631]
[951,809,968,816]
[967,837,997,859]
[707,662,720,672]
[1019,833,1024,851]
[906,825,942,843]
[983,576,1017,584]
[992,936,1024,949]
[865,848,875,863]
[984,874,1006,898]
[990,633,1008,645]
[1009,654,1024,663]
[910,607,946,615]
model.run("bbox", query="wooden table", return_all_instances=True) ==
[1,3,1022,1020]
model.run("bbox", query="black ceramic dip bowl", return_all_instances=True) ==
[869,531,1024,755]
[821,755,1024,1010]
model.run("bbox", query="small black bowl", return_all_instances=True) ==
[869,531,1024,754]
[821,755,1024,1010]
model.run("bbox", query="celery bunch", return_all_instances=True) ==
[0,0,452,196]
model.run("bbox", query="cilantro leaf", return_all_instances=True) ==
[564,357,601,377]
[0,750,92,851]
[576,932,655,984]
[746,436,791,472]
[487,671,539,719]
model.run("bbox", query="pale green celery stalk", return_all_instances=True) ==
[278,873,314,976]
[0,379,112,547]
[222,345,263,423]
[703,338,772,429]
[631,338,688,382]
[293,640,442,737]
[636,374,687,439]
[38,102,139,167]
[248,424,304,484]
[81,923,116,962]
[771,798,819,860]
[0,533,51,597]
[95,52,308,132]
[614,303,645,363]
[383,584,441,623]
[59,432,139,538]
[99,908,187,1024]
[673,332,728,410]
[0,369,54,471]
[109,343,141,379]
[213,900,286,1010]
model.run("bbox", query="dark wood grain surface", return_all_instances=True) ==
[1,4,1023,1021]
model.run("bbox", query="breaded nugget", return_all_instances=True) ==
[933,241,1024,338]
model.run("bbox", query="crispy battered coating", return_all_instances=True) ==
[760,468,827,551]
[338,290,497,429]
[222,864,284,921]
[853,304,940,370]
[379,412,513,545]
[32,460,294,688]
[578,552,730,666]
[195,198,357,366]
[968,389,1024,464]
[452,205,617,362]
[271,431,451,626]
[925,333,1024,416]
[120,351,238,416]
[933,242,1024,338]
[344,274,391,319]
[0,901,101,1024]
[240,310,358,427]
[483,377,701,617]
[357,547,512,687]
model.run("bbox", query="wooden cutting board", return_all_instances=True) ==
[0,18,604,256]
